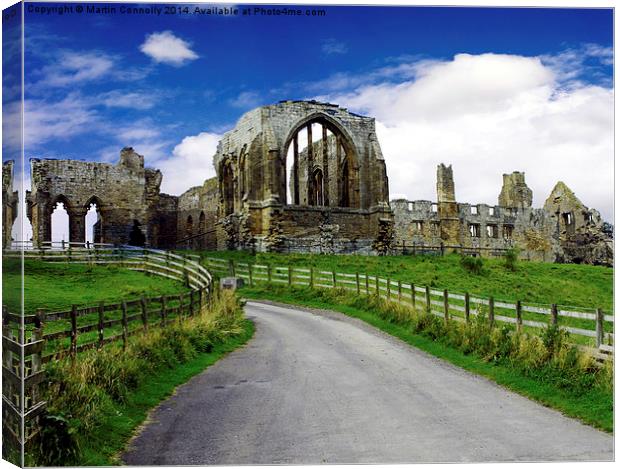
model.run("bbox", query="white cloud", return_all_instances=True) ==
[316,51,613,221]
[24,93,100,149]
[155,132,221,195]
[140,31,198,66]
[229,91,262,109]
[322,38,348,55]
[98,90,160,110]
[40,51,115,87]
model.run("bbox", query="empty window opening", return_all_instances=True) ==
[431,203,438,213]
[85,202,103,244]
[408,202,414,211]
[431,222,440,236]
[503,225,514,239]
[51,201,69,244]
[486,224,499,238]
[311,168,325,206]
[413,221,423,233]
[470,205,478,215]
[489,207,495,216]
[469,224,480,237]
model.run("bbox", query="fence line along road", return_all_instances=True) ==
[202,257,614,360]
[1,242,214,453]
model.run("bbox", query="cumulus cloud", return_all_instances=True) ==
[155,132,221,195]
[316,51,613,220]
[140,31,198,66]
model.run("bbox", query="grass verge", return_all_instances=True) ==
[25,290,254,466]
[240,284,613,433]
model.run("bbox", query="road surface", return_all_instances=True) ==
[123,300,613,464]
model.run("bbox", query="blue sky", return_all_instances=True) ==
[2,2,614,226]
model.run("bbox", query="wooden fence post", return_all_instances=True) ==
[488,297,495,327]
[596,308,604,347]
[425,286,431,313]
[443,289,449,323]
[356,273,360,294]
[121,302,128,351]
[189,290,195,316]
[516,300,522,331]
[398,280,402,302]
[229,259,235,276]
[267,264,272,283]
[70,305,78,360]
[464,292,470,323]
[411,283,416,309]
[179,293,185,318]
[332,270,336,288]
[365,273,369,294]
[249,264,253,286]
[310,267,314,288]
[161,295,167,326]
[141,296,148,332]
[387,278,391,300]
[375,276,379,295]
[98,302,104,348]
[550,304,558,326]
[288,266,292,286]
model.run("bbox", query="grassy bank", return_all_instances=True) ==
[240,284,613,432]
[26,290,253,466]
[198,251,613,311]
[2,258,188,314]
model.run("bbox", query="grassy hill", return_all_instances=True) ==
[2,258,188,314]
[195,251,613,312]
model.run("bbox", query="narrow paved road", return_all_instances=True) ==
[123,301,613,464]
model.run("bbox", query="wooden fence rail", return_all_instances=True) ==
[2,243,214,455]
[204,257,614,358]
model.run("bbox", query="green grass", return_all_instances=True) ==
[78,319,255,466]
[197,251,613,311]
[2,258,188,314]
[239,284,613,433]
[28,291,253,466]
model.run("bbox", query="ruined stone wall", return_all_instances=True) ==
[391,164,611,265]
[177,177,219,250]
[28,148,166,246]
[2,161,18,247]
[212,100,392,252]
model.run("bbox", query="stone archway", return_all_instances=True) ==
[280,113,361,208]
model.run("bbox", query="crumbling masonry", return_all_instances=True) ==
[3,100,612,265]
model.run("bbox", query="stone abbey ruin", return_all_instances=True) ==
[2,100,613,265]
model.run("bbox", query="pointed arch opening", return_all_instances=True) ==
[281,114,360,208]
[50,196,70,245]
[84,197,103,245]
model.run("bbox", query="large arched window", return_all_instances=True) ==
[282,115,359,209]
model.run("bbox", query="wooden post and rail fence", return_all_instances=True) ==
[1,242,213,456]
[201,256,614,358]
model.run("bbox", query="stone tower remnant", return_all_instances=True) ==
[498,171,533,209]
